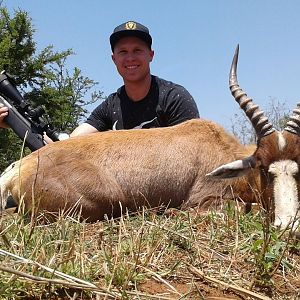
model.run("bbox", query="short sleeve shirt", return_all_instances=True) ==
[86,75,200,131]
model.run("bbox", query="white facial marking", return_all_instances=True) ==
[269,160,299,229]
[277,132,286,152]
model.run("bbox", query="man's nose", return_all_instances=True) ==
[125,52,136,61]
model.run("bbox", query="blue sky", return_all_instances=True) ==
[5,1,300,129]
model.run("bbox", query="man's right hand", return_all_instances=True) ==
[0,103,9,128]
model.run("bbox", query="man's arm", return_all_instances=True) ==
[70,123,99,137]
[44,123,98,143]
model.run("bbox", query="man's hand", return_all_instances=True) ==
[43,133,54,144]
[0,103,9,128]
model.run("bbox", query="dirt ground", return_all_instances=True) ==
[139,278,247,299]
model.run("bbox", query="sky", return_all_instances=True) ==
[4,0,300,129]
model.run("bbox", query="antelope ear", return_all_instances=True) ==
[206,156,256,179]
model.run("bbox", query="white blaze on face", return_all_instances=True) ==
[269,160,299,229]
[277,132,287,152]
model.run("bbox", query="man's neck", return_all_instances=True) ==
[124,75,152,102]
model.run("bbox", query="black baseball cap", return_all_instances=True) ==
[110,21,152,52]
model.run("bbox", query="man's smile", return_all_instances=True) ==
[125,65,139,69]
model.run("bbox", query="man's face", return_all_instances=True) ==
[112,36,154,83]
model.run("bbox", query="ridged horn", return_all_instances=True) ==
[229,45,275,139]
[284,103,300,136]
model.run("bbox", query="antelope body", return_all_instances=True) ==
[1,46,300,229]
[0,118,258,222]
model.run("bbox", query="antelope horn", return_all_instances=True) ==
[284,103,300,136]
[229,45,275,139]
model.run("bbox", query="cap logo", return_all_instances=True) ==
[125,21,137,30]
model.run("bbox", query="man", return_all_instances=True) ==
[0,21,199,135]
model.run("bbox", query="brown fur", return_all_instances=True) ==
[1,119,260,221]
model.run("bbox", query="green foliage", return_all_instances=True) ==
[0,7,36,83]
[25,61,103,132]
[0,5,104,171]
[247,228,286,287]
[0,129,29,171]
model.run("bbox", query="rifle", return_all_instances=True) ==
[0,70,69,151]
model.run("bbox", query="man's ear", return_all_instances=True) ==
[149,50,154,62]
[111,54,115,63]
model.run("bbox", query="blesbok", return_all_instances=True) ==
[0,46,300,229]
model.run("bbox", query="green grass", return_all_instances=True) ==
[0,203,299,299]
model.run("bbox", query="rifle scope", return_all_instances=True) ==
[0,71,63,142]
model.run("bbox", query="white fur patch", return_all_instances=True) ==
[269,160,299,229]
[277,132,286,152]
[0,161,19,211]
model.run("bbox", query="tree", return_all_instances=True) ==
[0,6,104,171]
[25,55,103,132]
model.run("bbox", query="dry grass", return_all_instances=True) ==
[0,203,299,299]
